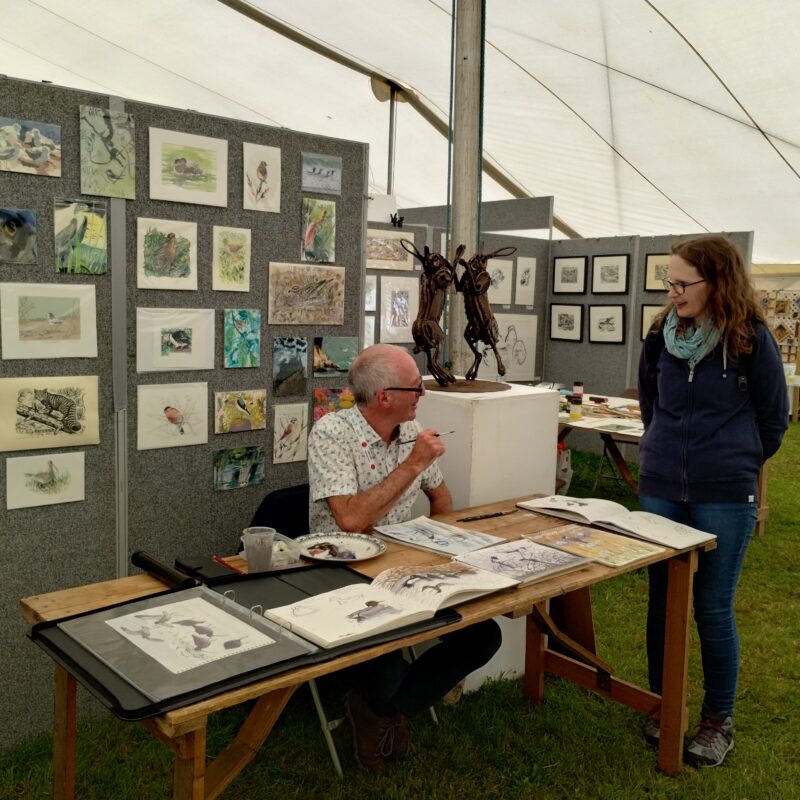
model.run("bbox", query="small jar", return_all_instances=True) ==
[572,381,584,397]
[569,394,583,420]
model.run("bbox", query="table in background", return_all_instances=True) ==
[21,498,714,799]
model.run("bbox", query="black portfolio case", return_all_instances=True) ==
[30,563,460,721]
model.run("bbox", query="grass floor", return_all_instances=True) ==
[2,427,799,799]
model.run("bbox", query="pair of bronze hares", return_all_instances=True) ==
[400,240,517,386]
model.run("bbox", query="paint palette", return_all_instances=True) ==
[294,533,386,562]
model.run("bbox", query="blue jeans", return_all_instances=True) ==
[639,495,757,717]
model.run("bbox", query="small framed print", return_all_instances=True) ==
[592,254,629,294]
[645,253,670,292]
[588,305,625,344]
[549,303,583,342]
[552,256,586,294]
[640,304,663,340]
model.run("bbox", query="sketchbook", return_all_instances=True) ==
[516,495,716,549]
[264,561,517,649]
[453,537,589,585]
[528,524,667,568]
[373,516,505,556]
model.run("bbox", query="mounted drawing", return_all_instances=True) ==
[0,375,99,451]
[477,313,537,382]
[0,117,61,176]
[588,304,626,344]
[0,282,97,359]
[149,127,228,207]
[645,253,670,291]
[549,303,583,342]
[301,198,335,262]
[137,382,208,450]
[79,105,136,199]
[212,226,251,292]
[243,142,280,212]
[54,199,107,274]
[313,387,355,423]
[213,445,266,491]
[6,451,85,510]
[223,309,260,368]
[552,256,587,294]
[137,217,198,290]
[366,228,415,270]
[267,262,345,325]
[273,402,309,464]
[214,390,267,434]
[514,256,536,306]
[301,152,342,195]
[380,275,419,344]
[487,258,513,306]
[273,336,308,397]
[136,308,214,372]
[591,254,629,294]
[640,304,663,340]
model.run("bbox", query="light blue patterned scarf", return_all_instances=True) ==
[662,308,722,371]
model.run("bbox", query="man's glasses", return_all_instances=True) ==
[384,379,425,395]
[662,278,706,295]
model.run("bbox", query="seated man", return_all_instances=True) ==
[308,343,501,772]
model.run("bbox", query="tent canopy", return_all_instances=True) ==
[3,0,799,262]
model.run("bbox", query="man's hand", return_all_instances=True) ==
[407,428,446,469]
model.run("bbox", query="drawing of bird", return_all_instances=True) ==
[231,312,251,338]
[192,634,212,651]
[0,142,21,163]
[276,417,299,450]
[134,612,173,626]
[24,127,58,149]
[120,626,163,642]
[20,144,51,166]
[302,209,329,260]
[47,312,63,326]
[287,278,333,306]
[163,406,185,434]
[221,236,243,256]
[24,460,59,489]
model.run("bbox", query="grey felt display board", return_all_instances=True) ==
[0,76,367,749]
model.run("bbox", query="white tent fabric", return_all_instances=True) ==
[2,0,798,262]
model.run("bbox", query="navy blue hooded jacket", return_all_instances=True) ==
[638,322,788,503]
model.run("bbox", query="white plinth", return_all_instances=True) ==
[414,381,559,691]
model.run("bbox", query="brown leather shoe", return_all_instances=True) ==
[344,690,396,773]
[390,714,410,758]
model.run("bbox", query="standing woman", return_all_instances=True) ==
[638,234,788,767]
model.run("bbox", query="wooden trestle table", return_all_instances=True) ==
[20,496,714,799]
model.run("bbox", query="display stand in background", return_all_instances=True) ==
[414,381,559,691]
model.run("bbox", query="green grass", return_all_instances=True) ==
[2,428,799,799]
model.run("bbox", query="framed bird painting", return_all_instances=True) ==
[212,226,252,292]
[0,282,97,359]
[137,217,198,290]
[54,198,107,275]
[242,142,281,213]
[5,451,85,510]
[149,127,228,207]
[137,382,208,450]
[273,402,308,464]
[136,308,214,372]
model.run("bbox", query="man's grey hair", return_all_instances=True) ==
[348,344,409,405]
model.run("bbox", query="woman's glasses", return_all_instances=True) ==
[662,278,706,295]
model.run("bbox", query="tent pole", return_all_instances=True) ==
[447,0,484,377]
[387,83,397,196]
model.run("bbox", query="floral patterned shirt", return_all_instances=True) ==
[308,406,444,533]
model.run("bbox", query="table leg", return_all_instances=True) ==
[53,665,77,800]
[523,609,547,704]
[599,433,638,492]
[172,726,207,800]
[755,464,769,536]
[658,549,698,775]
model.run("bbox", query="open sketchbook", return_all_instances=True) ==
[516,495,716,549]
[264,561,517,648]
[454,537,589,585]
[529,524,667,568]
[373,516,505,556]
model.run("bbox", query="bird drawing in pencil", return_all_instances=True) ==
[24,460,60,490]
[276,417,299,451]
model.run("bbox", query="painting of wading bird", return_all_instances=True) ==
[54,199,107,274]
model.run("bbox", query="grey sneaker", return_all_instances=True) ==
[643,717,660,748]
[685,708,734,768]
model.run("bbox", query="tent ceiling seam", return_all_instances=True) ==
[645,0,800,181]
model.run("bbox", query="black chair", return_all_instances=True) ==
[249,483,310,537]
[248,482,437,775]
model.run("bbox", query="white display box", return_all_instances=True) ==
[414,381,560,691]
